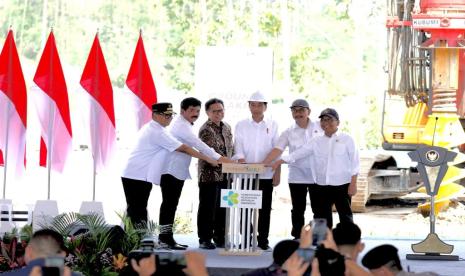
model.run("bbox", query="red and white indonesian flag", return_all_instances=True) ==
[126,33,157,130]
[80,34,116,172]
[32,31,72,173]
[0,30,27,176]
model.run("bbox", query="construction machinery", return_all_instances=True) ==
[352,0,465,212]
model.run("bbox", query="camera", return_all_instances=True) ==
[123,237,186,275]
[41,256,64,276]
[311,218,327,246]
[296,247,315,262]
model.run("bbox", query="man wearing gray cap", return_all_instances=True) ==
[271,108,359,228]
[262,99,323,239]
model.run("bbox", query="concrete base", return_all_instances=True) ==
[0,199,13,234]
[33,200,58,232]
[406,253,459,261]
[79,201,104,219]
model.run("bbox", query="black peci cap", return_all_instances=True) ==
[152,102,175,115]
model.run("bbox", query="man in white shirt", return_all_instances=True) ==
[159,97,232,250]
[262,99,323,239]
[272,108,359,228]
[121,103,219,229]
[234,91,279,250]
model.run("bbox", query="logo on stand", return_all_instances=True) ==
[426,150,439,162]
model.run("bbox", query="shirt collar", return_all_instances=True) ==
[291,119,312,130]
[248,116,267,125]
[325,129,340,138]
[179,115,194,126]
[151,120,164,128]
[206,119,223,127]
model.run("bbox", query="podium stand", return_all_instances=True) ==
[220,163,265,255]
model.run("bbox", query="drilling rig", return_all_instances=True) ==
[352,0,465,212]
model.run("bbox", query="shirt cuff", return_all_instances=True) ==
[281,155,294,164]
[212,152,222,160]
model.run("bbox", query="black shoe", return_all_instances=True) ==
[159,241,188,250]
[214,241,225,248]
[159,236,188,250]
[199,241,216,250]
[258,244,271,251]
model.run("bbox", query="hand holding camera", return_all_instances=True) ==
[292,218,345,276]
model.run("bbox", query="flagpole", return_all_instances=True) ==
[92,30,100,202]
[46,106,54,200]
[3,29,14,199]
[46,29,55,201]
[92,155,96,201]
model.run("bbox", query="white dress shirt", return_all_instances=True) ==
[122,120,182,185]
[276,120,323,184]
[234,117,279,179]
[282,130,359,186]
[164,115,221,180]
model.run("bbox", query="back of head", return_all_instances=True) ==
[28,229,65,259]
[361,244,402,272]
[181,97,201,110]
[332,221,361,246]
[272,239,299,266]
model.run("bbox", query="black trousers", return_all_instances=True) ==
[122,177,153,227]
[309,183,353,229]
[197,180,227,244]
[241,179,273,246]
[159,174,185,233]
[289,183,313,239]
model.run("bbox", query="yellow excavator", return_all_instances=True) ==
[352,0,465,213]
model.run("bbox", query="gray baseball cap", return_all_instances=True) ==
[290,99,309,109]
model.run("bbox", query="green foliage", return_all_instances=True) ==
[173,215,193,234]
[0,0,386,149]
[260,12,281,37]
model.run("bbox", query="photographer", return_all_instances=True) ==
[127,251,209,276]
[242,239,300,276]
[286,223,370,276]
[1,229,80,276]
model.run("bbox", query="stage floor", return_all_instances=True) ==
[173,234,465,276]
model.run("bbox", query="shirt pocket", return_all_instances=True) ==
[333,142,347,156]
[290,131,305,148]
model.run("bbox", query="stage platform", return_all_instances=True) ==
[172,234,465,276]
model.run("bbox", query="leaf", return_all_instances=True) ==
[39,212,80,237]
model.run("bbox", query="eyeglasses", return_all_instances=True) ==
[209,109,224,114]
[158,113,174,119]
